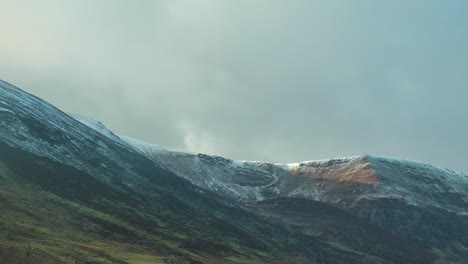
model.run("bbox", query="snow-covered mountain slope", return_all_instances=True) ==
[0,80,154,190]
[2,79,467,261]
[125,135,282,201]
[69,111,468,216]
[116,134,468,255]
[112,134,468,215]
[285,156,468,213]
[6,80,378,263]
[3,78,466,217]
[70,113,122,142]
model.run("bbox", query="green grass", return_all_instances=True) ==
[2,143,453,264]
[0,160,299,264]
[0,161,175,263]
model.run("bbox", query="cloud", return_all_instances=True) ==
[1,0,468,172]
[179,121,217,154]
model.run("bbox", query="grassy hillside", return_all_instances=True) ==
[0,136,442,264]
[0,142,337,264]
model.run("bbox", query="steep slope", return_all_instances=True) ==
[1,140,322,264]
[0,143,433,264]
[0,82,339,263]
[119,132,468,262]
[0,79,437,263]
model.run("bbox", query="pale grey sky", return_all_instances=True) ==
[1,0,468,172]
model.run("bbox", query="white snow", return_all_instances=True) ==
[0,107,14,114]
[120,135,189,156]
[0,100,11,106]
[70,114,119,141]
[276,155,364,170]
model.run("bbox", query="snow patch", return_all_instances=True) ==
[120,135,191,156]
[70,114,119,141]
[0,107,14,114]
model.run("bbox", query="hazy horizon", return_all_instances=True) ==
[1,0,468,173]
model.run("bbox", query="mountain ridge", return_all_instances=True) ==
[107,131,467,215]
[1,79,467,263]
[68,110,468,196]
[70,108,468,262]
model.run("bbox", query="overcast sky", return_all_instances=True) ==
[1,0,468,172]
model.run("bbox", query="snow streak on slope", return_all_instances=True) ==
[70,113,122,142]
